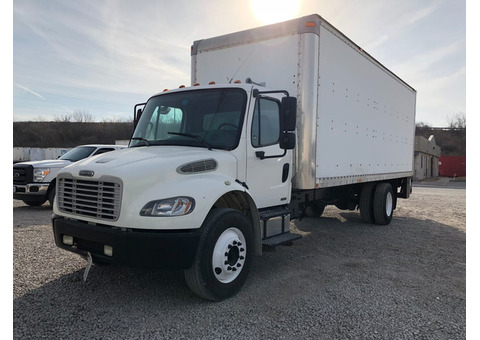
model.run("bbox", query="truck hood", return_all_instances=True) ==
[16,159,72,168]
[60,146,238,180]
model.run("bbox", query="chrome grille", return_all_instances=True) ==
[57,176,122,221]
[13,164,33,184]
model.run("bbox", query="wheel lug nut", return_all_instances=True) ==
[240,256,244,260]
[240,248,245,252]
[232,267,237,271]
[233,241,237,245]
[237,263,241,267]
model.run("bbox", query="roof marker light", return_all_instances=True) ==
[179,85,185,88]
[305,21,316,27]
[163,89,169,92]
[194,83,200,86]
[209,81,216,85]
[234,80,241,84]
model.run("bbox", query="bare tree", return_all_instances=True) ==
[72,110,93,123]
[55,110,94,123]
[447,112,466,129]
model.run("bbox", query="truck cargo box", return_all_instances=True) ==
[192,14,416,190]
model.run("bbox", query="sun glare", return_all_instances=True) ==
[249,0,301,25]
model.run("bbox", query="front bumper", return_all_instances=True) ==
[52,216,202,269]
[13,183,49,201]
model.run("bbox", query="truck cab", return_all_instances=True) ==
[53,84,297,301]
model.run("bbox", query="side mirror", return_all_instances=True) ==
[280,97,297,132]
[134,103,145,128]
[279,132,296,150]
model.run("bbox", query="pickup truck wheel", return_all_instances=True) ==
[359,183,376,223]
[48,184,56,207]
[184,208,252,301]
[373,182,394,225]
[23,199,46,206]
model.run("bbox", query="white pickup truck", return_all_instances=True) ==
[13,144,126,207]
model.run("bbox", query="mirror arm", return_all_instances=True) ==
[255,149,287,160]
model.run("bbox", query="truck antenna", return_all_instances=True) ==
[228,47,255,83]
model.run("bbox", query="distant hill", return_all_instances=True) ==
[13,121,133,147]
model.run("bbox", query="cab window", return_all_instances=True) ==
[251,97,280,147]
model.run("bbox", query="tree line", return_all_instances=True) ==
[14,111,466,156]
[13,121,134,147]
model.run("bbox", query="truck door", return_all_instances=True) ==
[246,95,292,208]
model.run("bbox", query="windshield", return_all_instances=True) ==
[59,146,96,162]
[130,88,247,150]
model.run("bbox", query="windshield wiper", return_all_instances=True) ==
[168,132,212,150]
[130,137,151,147]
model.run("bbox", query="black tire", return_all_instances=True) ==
[48,184,56,207]
[373,182,395,225]
[23,199,46,206]
[305,203,325,218]
[359,183,376,223]
[184,208,253,301]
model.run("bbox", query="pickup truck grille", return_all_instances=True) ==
[13,164,33,185]
[57,176,122,221]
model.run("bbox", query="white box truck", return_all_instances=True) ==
[52,14,416,301]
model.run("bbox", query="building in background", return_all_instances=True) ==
[414,135,441,180]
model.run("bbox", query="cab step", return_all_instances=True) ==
[262,232,302,247]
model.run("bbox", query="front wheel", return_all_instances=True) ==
[184,208,253,301]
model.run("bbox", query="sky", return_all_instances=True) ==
[11,0,467,127]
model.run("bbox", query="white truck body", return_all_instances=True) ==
[192,14,416,190]
[52,14,416,301]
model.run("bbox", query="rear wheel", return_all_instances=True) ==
[184,208,252,301]
[359,183,376,223]
[373,183,395,225]
[305,203,325,218]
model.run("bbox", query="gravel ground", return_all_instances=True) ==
[13,183,466,339]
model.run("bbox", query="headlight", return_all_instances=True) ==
[33,168,50,182]
[140,197,195,217]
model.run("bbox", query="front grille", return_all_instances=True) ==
[13,164,33,184]
[57,176,122,221]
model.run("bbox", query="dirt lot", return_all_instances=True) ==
[13,183,466,339]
